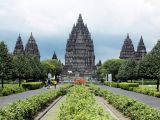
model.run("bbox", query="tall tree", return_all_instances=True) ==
[137,40,160,91]
[117,59,137,82]
[101,59,125,81]
[0,42,12,88]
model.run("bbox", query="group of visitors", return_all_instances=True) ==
[46,79,57,89]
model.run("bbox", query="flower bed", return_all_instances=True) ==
[58,85,114,120]
[0,84,72,120]
[88,84,160,120]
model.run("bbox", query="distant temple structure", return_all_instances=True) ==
[52,51,58,60]
[120,34,147,60]
[64,14,95,76]
[13,33,40,60]
[13,34,25,56]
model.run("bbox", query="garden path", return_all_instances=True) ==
[0,85,61,107]
[99,85,160,110]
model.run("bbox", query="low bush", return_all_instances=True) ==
[104,81,139,90]
[22,82,43,90]
[0,84,72,120]
[119,82,139,90]
[132,87,160,97]
[0,84,26,96]
[104,81,119,87]
[133,80,157,85]
[88,84,160,120]
[59,85,114,120]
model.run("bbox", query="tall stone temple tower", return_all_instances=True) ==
[120,34,135,59]
[13,34,25,56]
[119,34,147,60]
[25,33,40,60]
[135,36,147,60]
[64,14,95,76]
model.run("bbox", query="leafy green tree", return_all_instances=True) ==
[137,40,160,91]
[117,59,137,82]
[41,59,63,82]
[13,55,32,86]
[0,42,12,88]
[101,59,125,81]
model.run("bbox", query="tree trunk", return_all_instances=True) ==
[157,79,159,92]
[19,78,21,87]
[131,79,133,83]
[2,77,4,88]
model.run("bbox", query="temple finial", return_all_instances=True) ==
[127,33,129,39]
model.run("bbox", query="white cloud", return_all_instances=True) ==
[0,0,160,61]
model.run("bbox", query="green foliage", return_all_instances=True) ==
[117,59,137,81]
[118,82,139,90]
[0,84,26,96]
[59,85,112,120]
[134,80,157,85]
[132,87,160,97]
[0,41,13,87]
[89,84,160,120]
[22,82,43,90]
[41,59,63,79]
[104,81,139,90]
[0,84,72,120]
[97,59,125,81]
[104,81,119,88]
[137,40,160,91]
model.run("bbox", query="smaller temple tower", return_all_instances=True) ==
[52,51,58,60]
[119,34,135,59]
[25,32,40,60]
[135,36,147,60]
[13,34,25,56]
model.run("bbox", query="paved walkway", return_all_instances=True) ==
[99,85,160,110]
[0,85,61,107]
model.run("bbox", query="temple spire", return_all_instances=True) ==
[25,33,40,60]
[135,35,147,60]
[119,34,135,59]
[78,13,83,22]
[52,51,58,60]
[127,33,129,39]
[13,34,25,56]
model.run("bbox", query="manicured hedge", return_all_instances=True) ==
[104,81,119,88]
[118,82,139,90]
[59,85,113,120]
[132,87,160,98]
[133,80,157,85]
[88,84,160,120]
[22,82,43,90]
[0,84,26,96]
[0,84,72,120]
[104,81,139,90]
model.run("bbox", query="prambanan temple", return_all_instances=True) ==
[119,34,147,60]
[64,14,96,76]
[13,33,40,60]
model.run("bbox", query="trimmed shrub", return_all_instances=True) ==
[118,82,139,90]
[59,85,112,120]
[22,82,43,90]
[0,84,26,96]
[0,84,72,120]
[104,81,119,88]
[88,84,160,120]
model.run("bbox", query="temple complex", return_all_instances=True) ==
[120,34,147,60]
[64,14,95,76]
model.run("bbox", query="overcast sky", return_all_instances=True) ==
[0,0,160,63]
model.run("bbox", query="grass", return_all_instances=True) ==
[41,96,66,120]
